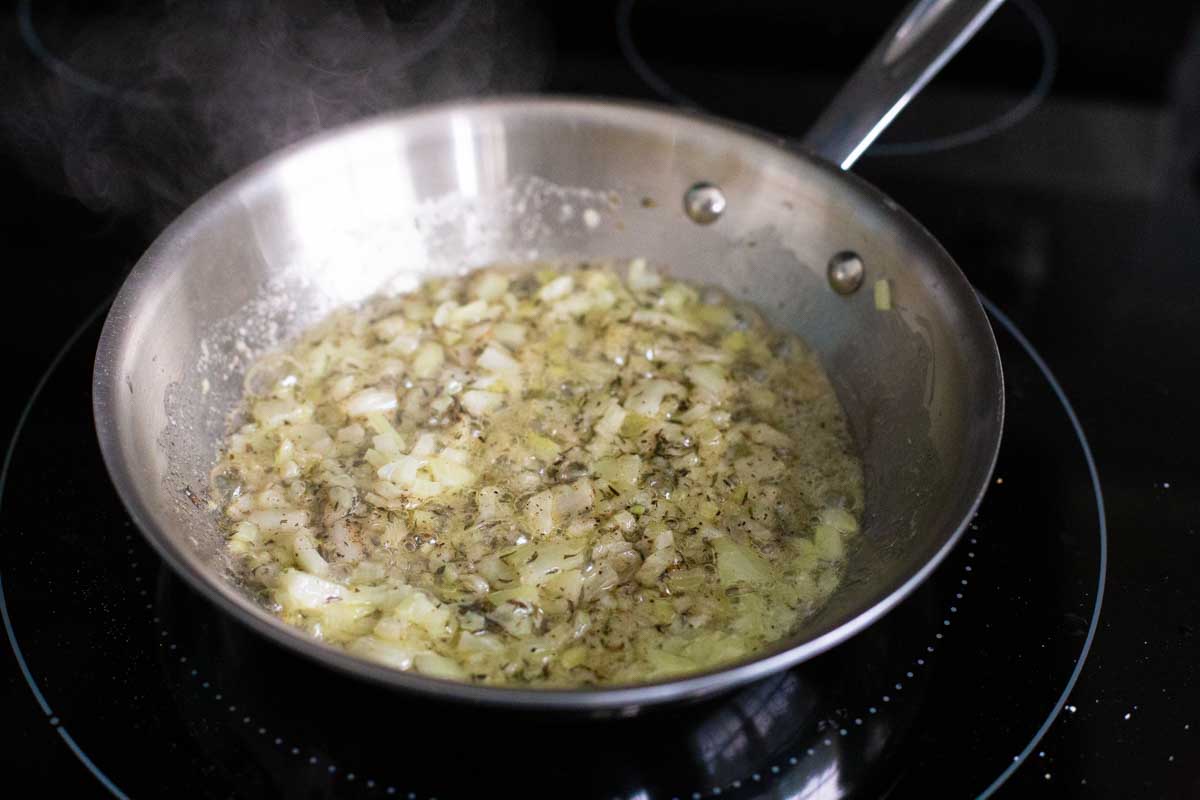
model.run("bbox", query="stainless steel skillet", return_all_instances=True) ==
[93,0,1005,711]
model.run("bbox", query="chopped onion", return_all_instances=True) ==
[461,390,503,417]
[217,260,863,687]
[537,274,575,301]
[478,343,520,373]
[874,279,892,311]
[342,388,398,417]
[412,341,444,379]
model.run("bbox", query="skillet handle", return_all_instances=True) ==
[801,0,1005,170]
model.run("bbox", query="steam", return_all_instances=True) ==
[2,0,548,228]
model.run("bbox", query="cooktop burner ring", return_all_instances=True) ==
[0,300,127,798]
[616,0,1057,157]
[0,292,1107,799]
[972,296,1108,798]
[15,0,474,109]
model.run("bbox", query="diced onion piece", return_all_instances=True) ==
[820,507,859,534]
[721,330,748,352]
[712,538,773,586]
[478,343,520,373]
[680,631,749,665]
[487,596,537,636]
[328,520,364,564]
[364,448,392,469]
[746,422,791,449]
[320,602,375,635]
[678,403,712,424]
[461,389,504,417]
[408,479,443,498]
[487,584,539,607]
[593,455,641,493]
[694,303,736,328]
[593,401,627,438]
[432,301,456,327]
[414,652,468,679]
[412,342,445,379]
[525,490,555,537]
[342,388,398,417]
[348,636,415,670]
[276,568,347,611]
[560,645,588,669]
[293,532,330,575]
[651,526,675,551]
[252,399,310,428]
[553,479,594,518]
[393,591,453,638]
[660,283,698,311]
[472,271,509,301]
[619,412,654,439]
[874,279,892,310]
[631,309,702,334]
[635,546,677,586]
[476,486,511,520]
[527,433,562,463]
[387,333,421,355]
[625,379,685,417]
[688,418,723,454]
[686,364,730,401]
[411,433,438,456]
[427,455,476,488]
[372,314,411,340]
[336,423,365,443]
[645,648,696,677]
[627,258,661,290]
[542,568,585,607]
[665,568,707,593]
[609,510,636,533]
[513,541,587,587]
[366,413,404,453]
[328,374,356,401]
[814,524,844,561]
[537,274,575,301]
[231,521,259,544]
[255,486,288,509]
[377,455,422,484]
[492,322,527,348]
[274,437,295,469]
[372,434,401,455]
[448,300,497,327]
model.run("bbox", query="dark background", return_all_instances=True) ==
[2,0,1198,796]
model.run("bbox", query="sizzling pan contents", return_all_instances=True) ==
[213,260,864,685]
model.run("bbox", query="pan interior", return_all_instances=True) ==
[94,99,1001,703]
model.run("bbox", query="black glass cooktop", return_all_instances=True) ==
[0,295,1102,799]
[3,0,1200,797]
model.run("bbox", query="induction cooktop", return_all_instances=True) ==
[4,0,1199,797]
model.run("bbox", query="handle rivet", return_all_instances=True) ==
[683,182,726,225]
[828,251,865,294]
